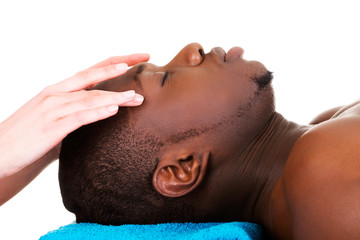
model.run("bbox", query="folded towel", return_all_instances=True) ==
[40,222,265,240]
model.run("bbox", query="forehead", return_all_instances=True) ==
[132,64,146,90]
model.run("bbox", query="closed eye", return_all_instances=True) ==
[161,70,169,86]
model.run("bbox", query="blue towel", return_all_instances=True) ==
[40,222,265,240]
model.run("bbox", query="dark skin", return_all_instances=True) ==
[95,43,360,239]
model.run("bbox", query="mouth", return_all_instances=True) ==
[225,47,244,62]
[210,46,244,62]
[210,47,226,62]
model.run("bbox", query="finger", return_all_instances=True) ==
[52,63,129,93]
[54,104,122,138]
[46,90,144,120]
[88,54,150,69]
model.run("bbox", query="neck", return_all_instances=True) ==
[234,112,310,224]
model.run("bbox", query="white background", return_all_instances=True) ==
[0,0,359,239]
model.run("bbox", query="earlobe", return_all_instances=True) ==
[153,151,210,198]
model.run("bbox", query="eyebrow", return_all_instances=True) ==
[133,64,145,90]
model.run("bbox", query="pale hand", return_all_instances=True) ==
[0,54,149,178]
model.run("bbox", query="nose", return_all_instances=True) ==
[167,43,204,67]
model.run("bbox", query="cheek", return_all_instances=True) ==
[135,76,258,132]
[136,96,226,135]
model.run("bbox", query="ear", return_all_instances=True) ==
[153,150,210,198]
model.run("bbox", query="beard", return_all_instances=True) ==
[252,71,273,91]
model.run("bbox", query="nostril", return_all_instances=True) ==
[198,48,204,57]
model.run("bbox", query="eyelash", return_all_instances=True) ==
[161,70,169,87]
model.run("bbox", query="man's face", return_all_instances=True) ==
[96,43,272,138]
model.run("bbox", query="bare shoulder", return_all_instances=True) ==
[310,99,360,124]
[282,113,360,239]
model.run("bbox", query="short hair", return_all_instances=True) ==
[59,71,274,224]
[59,107,212,224]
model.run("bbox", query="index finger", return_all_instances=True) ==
[52,63,129,93]
[89,54,150,69]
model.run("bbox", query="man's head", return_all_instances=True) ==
[59,43,275,224]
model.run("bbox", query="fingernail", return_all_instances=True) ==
[133,94,144,103]
[115,63,128,71]
[123,90,135,98]
[108,105,119,112]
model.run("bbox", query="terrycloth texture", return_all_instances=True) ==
[40,222,265,240]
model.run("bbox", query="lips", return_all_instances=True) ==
[210,46,244,62]
[211,47,226,61]
[225,47,244,62]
